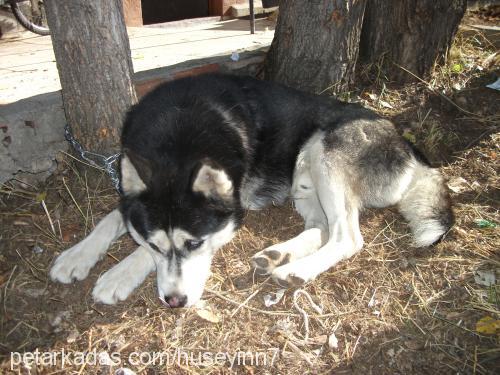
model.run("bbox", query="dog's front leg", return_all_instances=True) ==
[252,228,327,275]
[92,246,155,304]
[50,209,127,283]
[270,235,360,288]
[271,179,363,287]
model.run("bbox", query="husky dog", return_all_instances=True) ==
[50,74,453,308]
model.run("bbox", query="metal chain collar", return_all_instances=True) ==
[64,124,121,192]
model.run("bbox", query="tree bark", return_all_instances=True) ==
[45,0,137,154]
[360,0,466,83]
[265,0,367,95]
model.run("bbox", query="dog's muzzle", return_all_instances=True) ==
[160,294,188,308]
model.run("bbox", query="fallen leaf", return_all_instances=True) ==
[379,100,394,109]
[482,52,498,69]
[447,177,468,193]
[195,306,221,323]
[451,63,463,73]
[474,270,496,286]
[475,316,500,335]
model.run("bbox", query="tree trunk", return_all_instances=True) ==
[360,0,466,83]
[265,0,367,95]
[45,0,137,154]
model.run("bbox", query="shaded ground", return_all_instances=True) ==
[0,16,499,375]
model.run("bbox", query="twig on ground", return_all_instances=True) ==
[292,289,323,343]
[41,199,56,236]
[230,289,260,317]
[62,177,87,223]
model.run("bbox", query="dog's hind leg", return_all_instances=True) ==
[271,139,363,287]
[50,209,127,283]
[92,246,155,304]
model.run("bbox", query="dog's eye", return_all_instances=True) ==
[148,242,160,252]
[185,239,204,251]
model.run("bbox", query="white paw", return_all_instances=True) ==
[92,265,140,304]
[50,242,99,283]
[252,229,325,276]
[252,246,291,275]
[271,262,312,288]
[92,247,155,305]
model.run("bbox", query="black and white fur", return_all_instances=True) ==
[50,74,453,308]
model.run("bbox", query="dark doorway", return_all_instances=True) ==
[141,0,209,25]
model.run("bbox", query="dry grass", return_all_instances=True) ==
[0,19,499,375]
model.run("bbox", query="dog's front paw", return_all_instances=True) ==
[92,265,140,304]
[271,263,309,288]
[92,256,150,305]
[92,247,155,305]
[50,244,97,283]
[251,247,291,275]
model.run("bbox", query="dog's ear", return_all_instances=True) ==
[120,149,151,195]
[192,162,233,200]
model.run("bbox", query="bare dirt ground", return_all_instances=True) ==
[1,14,499,375]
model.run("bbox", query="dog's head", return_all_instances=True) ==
[119,151,242,308]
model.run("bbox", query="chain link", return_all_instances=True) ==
[64,124,121,192]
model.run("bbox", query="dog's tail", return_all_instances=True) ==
[398,161,454,247]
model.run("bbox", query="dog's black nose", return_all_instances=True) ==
[165,294,187,308]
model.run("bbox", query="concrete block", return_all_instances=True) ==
[0,92,67,184]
